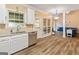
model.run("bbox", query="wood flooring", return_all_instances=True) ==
[14,35,79,55]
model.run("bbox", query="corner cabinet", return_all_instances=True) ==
[26,8,35,24]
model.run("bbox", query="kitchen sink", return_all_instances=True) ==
[11,31,26,34]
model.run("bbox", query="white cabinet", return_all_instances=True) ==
[42,18,52,37]
[0,37,9,55]
[0,33,28,55]
[0,4,6,24]
[10,34,28,54]
[36,28,43,38]
[26,8,35,24]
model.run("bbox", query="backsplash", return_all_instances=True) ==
[25,24,33,30]
[0,24,34,33]
[0,24,5,29]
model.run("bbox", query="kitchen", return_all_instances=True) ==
[0,4,52,55]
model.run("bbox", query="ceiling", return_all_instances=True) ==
[29,4,79,14]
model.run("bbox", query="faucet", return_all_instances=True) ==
[16,25,21,32]
[10,28,13,33]
[10,29,13,33]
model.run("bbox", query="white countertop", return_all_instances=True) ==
[25,30,37,32]
[0,30,37,38]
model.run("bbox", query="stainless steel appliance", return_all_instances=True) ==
[28,31,37,46]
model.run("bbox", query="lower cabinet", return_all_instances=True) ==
[9,34,28,54]
[37,29,43,38]
[0,38,10,55]
[0,33,28,55]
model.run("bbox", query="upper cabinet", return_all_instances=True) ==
[6,4,26,23]
[6,4,25,12]
[6,4,26,28]
[0,4,6,24]
[26,8,35,24]
[8,11,24,23]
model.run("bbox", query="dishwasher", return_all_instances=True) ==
[28,31,37,46]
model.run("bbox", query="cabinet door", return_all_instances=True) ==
[37,29,43,38]
[0,4,6,24]
[27,8,35,24]
[10,34,28,54]
[0,40,9,55]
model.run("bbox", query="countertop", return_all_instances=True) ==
[0,30,37,38]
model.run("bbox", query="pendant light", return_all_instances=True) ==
[54,9,59,20]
